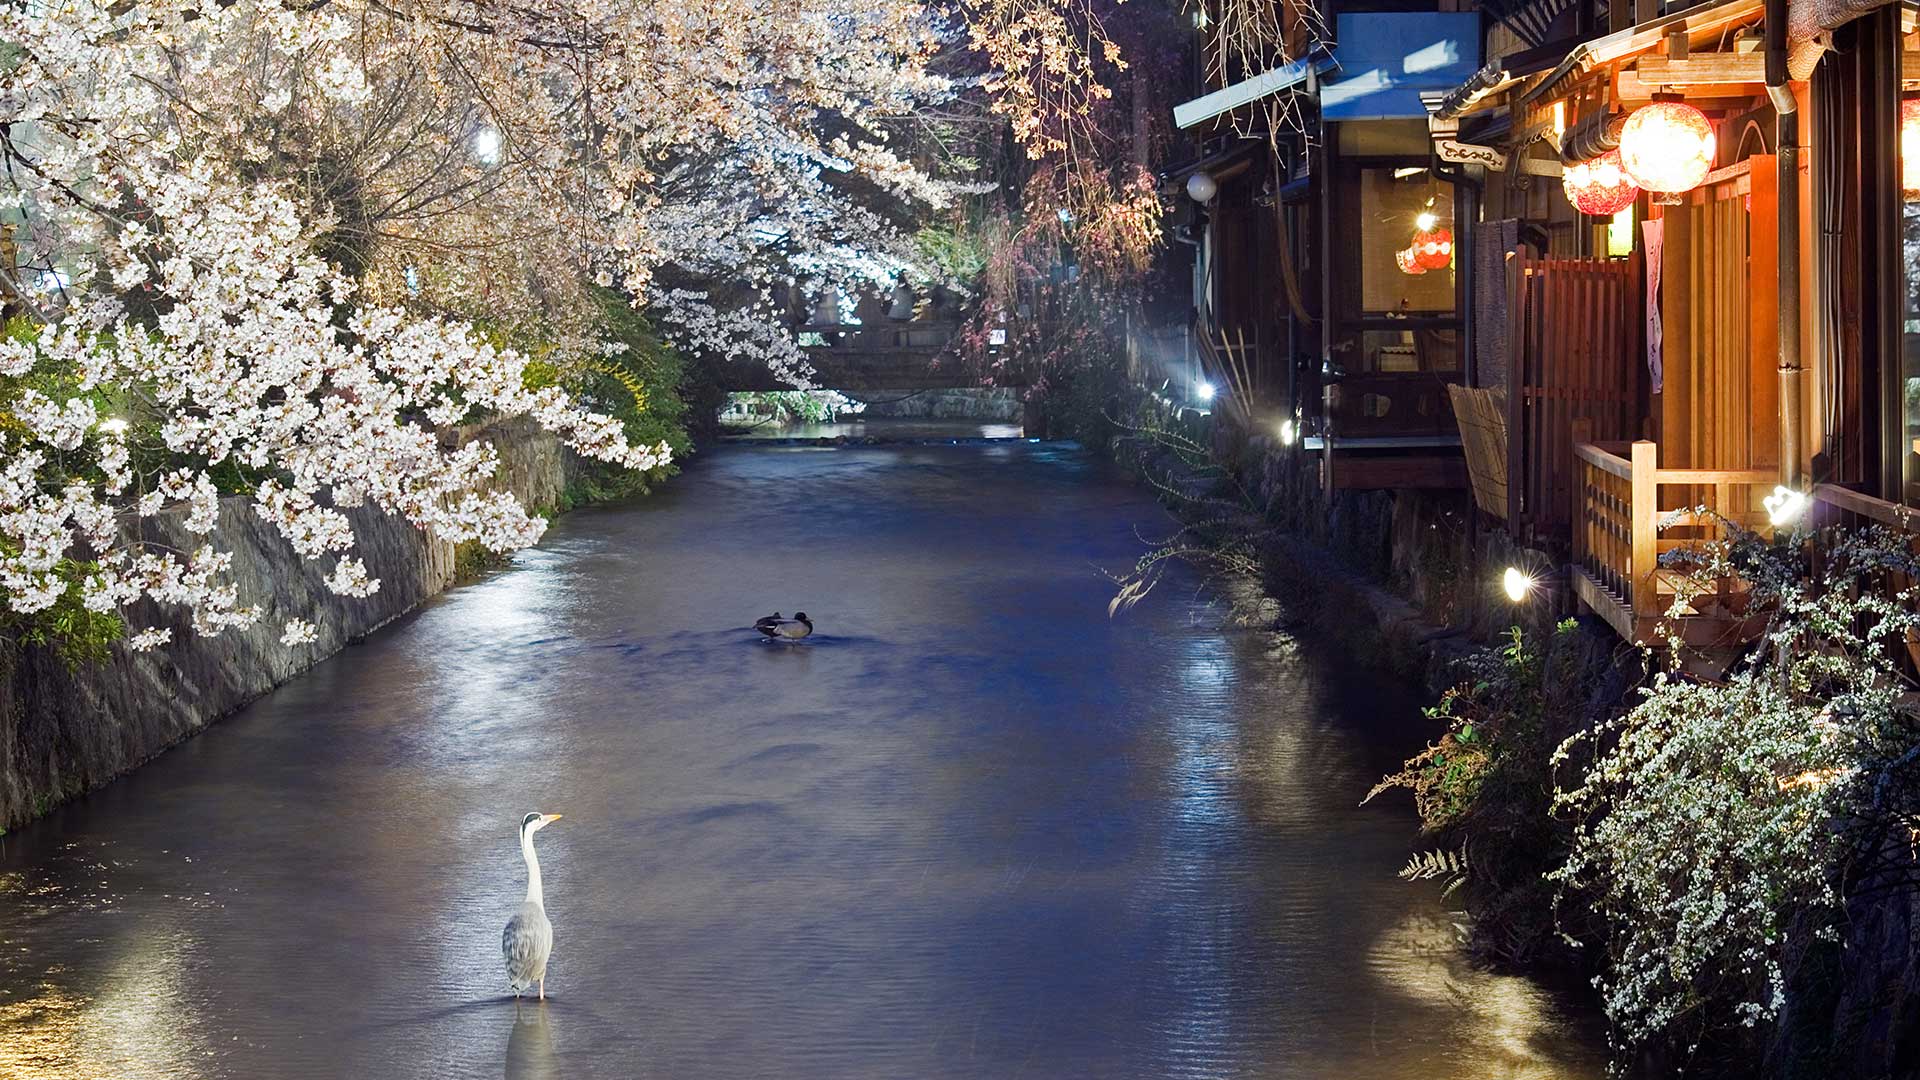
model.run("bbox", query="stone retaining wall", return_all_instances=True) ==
[0,417,574,831]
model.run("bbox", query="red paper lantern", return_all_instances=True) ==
[1396,246,1425,275]
[1619,100,1715,197]
[1562,148,1639,216]
[1412,227,1453,270]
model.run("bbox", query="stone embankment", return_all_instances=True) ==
[0,418,573,831]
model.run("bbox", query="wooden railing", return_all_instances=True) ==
[1810,484,1920,672]
[1572,440,1776,643]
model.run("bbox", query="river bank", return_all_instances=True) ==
[1098,398,1920,1079]
[0,418,581,832]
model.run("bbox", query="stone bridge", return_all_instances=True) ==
[714,318,1028,393]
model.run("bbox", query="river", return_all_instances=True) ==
[0,429,1604,1078]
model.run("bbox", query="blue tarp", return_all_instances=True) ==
[1320,13,1481,121]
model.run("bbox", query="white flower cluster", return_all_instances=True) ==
[1550,526,1920,1054]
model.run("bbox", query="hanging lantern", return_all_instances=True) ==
[1618,100,1716,200]
[1412,226,1453,270]
[1562,148,1640,216]
[1901,98,1920,195]
[1396,246,1425,275]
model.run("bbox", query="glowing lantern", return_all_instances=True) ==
[1618,100,1715,199]
[1413,226,1453,270]
[1396,246,1425,275]
[1902,98,1920,195]
[1562,149,1640,216]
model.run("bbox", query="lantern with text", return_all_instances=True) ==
[1902,98,1920,195]
[1562,148,1639,216]
[1619,100,1715,202]
[1412,226,1453,270]
[1396,246,1425,275]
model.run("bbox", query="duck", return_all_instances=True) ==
[754,612,813,640]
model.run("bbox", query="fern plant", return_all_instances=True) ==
[1398,846,1470,899]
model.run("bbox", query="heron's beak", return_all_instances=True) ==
[545,813,563,823]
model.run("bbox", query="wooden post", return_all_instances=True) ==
[1630,440,1658,622]
[1572,418,1594,570]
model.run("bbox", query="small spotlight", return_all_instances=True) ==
[1278,418,1296,445]
[98,417,128,435]
[1502,566,1533,603]
[1763,485,1809,528]
[1194,380,1216,402]
[1416,211,1438,231]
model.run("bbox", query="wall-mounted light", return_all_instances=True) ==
[1502,566,1534,603]
[1763,485,1809,528]
[1194,380,1216,403]
[1186,171,1218,204]
[1278,417,1297,445]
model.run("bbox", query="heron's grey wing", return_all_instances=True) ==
[503,902,553,990]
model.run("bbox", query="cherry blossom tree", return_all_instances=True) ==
[0,0,959,651]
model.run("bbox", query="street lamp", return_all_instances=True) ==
[473,127,502,165]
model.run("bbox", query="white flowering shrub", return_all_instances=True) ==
[1551,522,1920,1059]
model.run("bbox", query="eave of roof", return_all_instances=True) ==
[1516,0,1766,107]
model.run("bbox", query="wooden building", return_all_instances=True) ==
[1167,0,1920,646]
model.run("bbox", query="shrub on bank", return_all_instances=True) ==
[1367,619,1612,969]
[1382,522,1920,1076]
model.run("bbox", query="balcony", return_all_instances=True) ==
[1571,440,1776,645]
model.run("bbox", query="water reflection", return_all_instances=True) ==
[505,1003,556,1080]
[0,438,1604,1078]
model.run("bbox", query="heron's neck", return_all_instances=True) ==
[520,828,544,907]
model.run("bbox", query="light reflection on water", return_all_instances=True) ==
[0,439,1604,1078]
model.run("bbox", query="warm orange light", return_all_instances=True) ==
[1396,246,1426,275]
[1412,226,1453,270]
[1902,98,1920,195]
[1562,149,1640,216]
[1619,101,1716,197]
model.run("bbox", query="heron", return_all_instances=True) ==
[503,811,562,1000]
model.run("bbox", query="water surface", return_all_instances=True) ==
[0,438,1603,1079]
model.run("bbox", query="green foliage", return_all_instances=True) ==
[912,223,989,283]
[550,287,691,503]
[0,557,126,668]
[452,539,512,582]
[723,390,865,425]
[1368,618,1599,967]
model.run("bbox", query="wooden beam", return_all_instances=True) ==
[1634,53,1768,85]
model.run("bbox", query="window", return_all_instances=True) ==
[1358,167,1456,318]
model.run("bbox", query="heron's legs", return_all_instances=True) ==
[538,979,545,1001]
